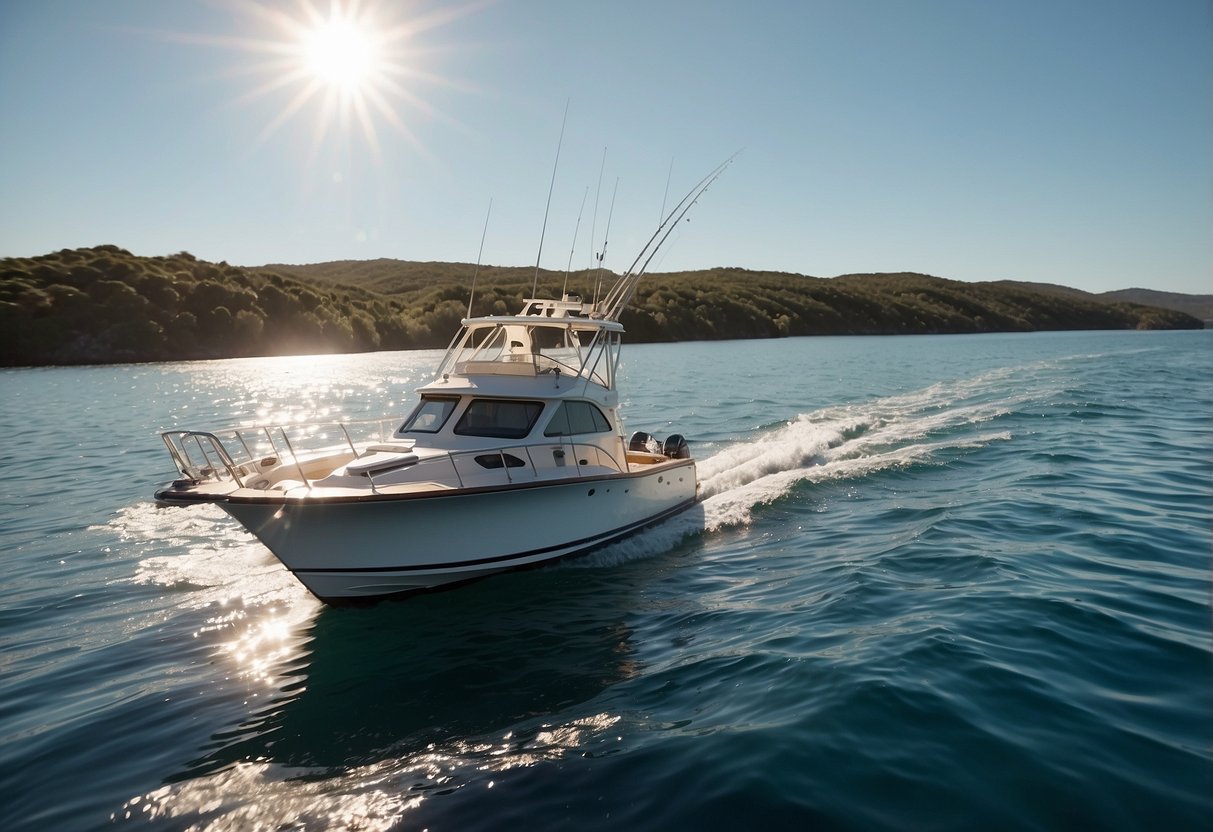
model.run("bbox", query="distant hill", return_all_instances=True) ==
[990,281,1213,323]
[1099,289,1213,324]
[0,246,1203,367]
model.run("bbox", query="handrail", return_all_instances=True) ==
[162,430,248,487]
[161,417,631,492]
[277,427,311,491]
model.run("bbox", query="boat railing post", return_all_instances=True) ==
[338,422,358,458]
[278,427,311,491]
[191,434,214,478]
[262,427,280,462]
[447,452,466,489]
[210,434,247,486]
[179,434,202,476]
[181,431,246,486]
[521,445,539,479]
[161,433,189,477]
[177,433,199,477]
[233,430,255,465]
[500,448,512,483]
[350,425,381,494]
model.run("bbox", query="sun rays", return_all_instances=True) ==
[239,0,424,160]
[175,0,482,163]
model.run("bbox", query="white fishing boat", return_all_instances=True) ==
[154,159,729,602]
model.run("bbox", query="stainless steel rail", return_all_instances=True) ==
[161,417,631,495]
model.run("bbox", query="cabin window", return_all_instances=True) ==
[402,395,459,433]
[454,399,544,439]
[544,401,612,437]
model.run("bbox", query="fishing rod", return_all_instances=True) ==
[562,185,589,298]
[466,197,493,318]
[532,100,569,298]
[601,153,736,319]
[592,177,618,310]
[587,147,606,290]
[659,156,674,225]
[587,147,606,303]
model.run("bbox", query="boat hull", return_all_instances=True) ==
[221,460,696,602]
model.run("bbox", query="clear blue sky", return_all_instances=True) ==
[1,0,1209,294]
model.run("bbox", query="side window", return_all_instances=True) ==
[544,401,613,436]
[454,399,544,439]
[402,396,459,433]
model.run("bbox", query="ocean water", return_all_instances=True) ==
[1,330,1209,830]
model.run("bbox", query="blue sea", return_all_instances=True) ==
[1,330,1210,830]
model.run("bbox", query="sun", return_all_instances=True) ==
[177,0,480,163]
[270,1,414,158]
[302,17,380,89]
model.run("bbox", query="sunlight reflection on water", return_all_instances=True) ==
[117,713,623,830]
[103,501,319,688]
[154,350,441,430]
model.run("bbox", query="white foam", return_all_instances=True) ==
[577,365,1036,569]
[102,501,314,612]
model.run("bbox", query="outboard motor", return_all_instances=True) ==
[629,431,653,452]
[663,434,690,459]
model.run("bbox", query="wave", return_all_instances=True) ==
[578,364,1042,568]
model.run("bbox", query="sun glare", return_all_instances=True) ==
[181,0,479,163]
[302,18,379,89]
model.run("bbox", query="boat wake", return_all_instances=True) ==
[575,367,1040,568]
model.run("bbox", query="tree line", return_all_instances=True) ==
[0,246,1201,367]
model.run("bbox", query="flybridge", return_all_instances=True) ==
[516,297,596,318]
[437,295,624,389]
[433,154,736,391]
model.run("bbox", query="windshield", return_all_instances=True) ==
[401,395,459,433]
[454,399,544,439]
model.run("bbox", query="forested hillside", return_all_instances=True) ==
[1099,288,1213,324]
[0,246,1202,367]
